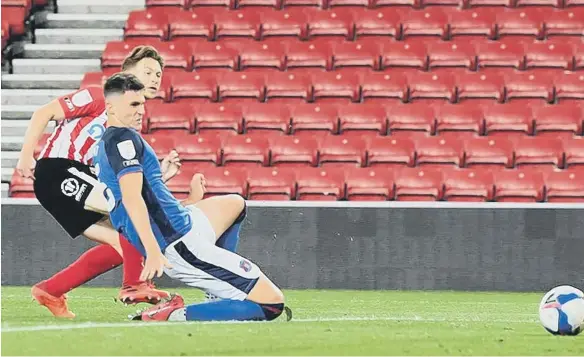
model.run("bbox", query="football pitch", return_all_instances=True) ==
[1,287,583,356]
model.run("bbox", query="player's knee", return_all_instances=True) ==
[232,195,246,223]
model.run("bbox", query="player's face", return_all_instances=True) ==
[110,90,146,131]
[126,58,162,99]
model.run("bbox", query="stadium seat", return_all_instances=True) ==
[9,172,35,198]
[330,40,383,72]
[1,6,27,37]
[281,0,325,8]
[269,135,319,167]
[562,138,584,170]
[190,0,233,7]
[427,41,477,72]
[338,103,388,137]
[545,171,584,202]
[524,41,575,72]
[435,103,484,138]
[174,134,223,167]
[400,8,449,40]
[264,72,312,103]
[214,10,262,40]
[247,168,296,201]
[259,9,308,39]
[394,168,443,201]
[124,10,169,39]
[173,166,248,198]
[554,72,584,102]
[144,102,195,132]
[345,168,394,201]
[328,0,369,8]
[483,103,534,137]
[545,8,584,38]
[304,8,354,40]
[534,104,583,138]
[283,40,331,73]
[221,135,269,167]
[447,8,497,39]
[493,170,545,202]
[317,135,366,168]
[464,137,514,170]
[442,168,495,202]
[217,72,266,102]
[366,136,416,168]
[146,0,188,7]
[360,72,409,103]
[495,9,545,40]
[311,72,361,104]
[380,40,427,73]
[295,167,345,201]
[79,72,107,88]
[237,41,286,71]
[2,21,9,50]
[290,103,339,137]
[353,9,402,39]
[387,104,436,137]
[194,103,243,135]
[168,8,217,40]
[243,103,291,135]
[474,40,525,72]
[371,0,419,8]
[504,71,555,103]
[512,136,564,171]
[414,136,464,168]
[191,42,239,71]
[407,72,457,103]
[172,72,219,103]
[515,0,562,7]
[455,72,505,103]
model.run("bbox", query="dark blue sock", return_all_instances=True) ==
[215,203,246,253]
[185,299,267,321]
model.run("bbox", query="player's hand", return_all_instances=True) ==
[140,251,172,281]
[16,156,37,180]
[161,150,181,182]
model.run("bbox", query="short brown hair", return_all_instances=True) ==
[103,73,145,97]
[121,46,164,71]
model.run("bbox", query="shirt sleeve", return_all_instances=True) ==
[103,128,145,179]
[57,87,105,120]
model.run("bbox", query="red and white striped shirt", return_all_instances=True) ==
[39,87,107,166]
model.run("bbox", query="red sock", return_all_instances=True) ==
[119,234,144,287]
[38,244,122,297]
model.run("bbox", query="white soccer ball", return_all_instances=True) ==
[539,285,584,336]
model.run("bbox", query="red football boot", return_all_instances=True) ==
[118,281,171,305]
[130,293,185,321]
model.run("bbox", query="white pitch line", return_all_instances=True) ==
[1,316,538,333]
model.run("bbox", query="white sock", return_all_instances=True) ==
[168,308,187,322]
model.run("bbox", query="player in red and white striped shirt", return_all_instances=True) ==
[16,46,176,318]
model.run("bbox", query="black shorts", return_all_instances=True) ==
[34,158,105,238]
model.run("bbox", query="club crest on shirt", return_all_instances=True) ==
[239,259,252,273]
[117,140,137,160]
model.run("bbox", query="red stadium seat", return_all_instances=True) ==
[243,103,291,134]
[173,166,248,198]
[124,10,169,39]
[407,72,457,103]
[442,169,494,202]
[474,40,525,72]
[174,134,223,167]
[515,0,562,7]
[360,72,409,103]
[281,0,325,8]
[290,103,339,137]
[318,136,367,168]
[264,72,312,103]
[194,103,243,135]
[504,71,555,103]
[295,167,345,201]
[146,0,188,6]
[259,8,308,39]
[394,168,443,201]
[304,8,354,40]
[465,0,512,7]
[222,135,269,167]
[534,104,583,138]
[455,72,505,103]
[493,170,545,202]
[2,22,9,50]
[190,0,232,7]
[435,103,484,138]
[495,9,545,40]
[414,136,464,168]
[512,137,564,171]
[380,40,427,72]
[330,40,383,72]
[145,102,195,132]
[366,136,416,168]
[214,10,262,40]
[141,134,174,159]
[284,40,331,73]
[554,72,584,102]
[311,72,361,104]
[345,168,394,201]
[524,41,575,71]
[353,9,401,39]
[9,172,35,198]
[217,72,266,103]
[1,7,27,37]
[483,103,534,137]
[387,104,436,137]
[172,72,219,103]
[427,40,477,72]
[448,8,497,39]
[371,0,419,8]
[168,8,217,40]
[247,168,296,201]
[563,138,584,170]
[237,41,286,71]
[545,8,584,38]
[464,137,514,170]
[191,42,238,71]
[338,103,388,137]
[269,135,319,168]
[79,72,107,88]
[565,0,584,7]
[545,171,584,203]
[328,0,368,7]
[400,8,449,40]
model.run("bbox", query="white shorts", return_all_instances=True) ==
[163,205,261,300]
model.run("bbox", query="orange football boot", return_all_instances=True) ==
[31,285,75,318]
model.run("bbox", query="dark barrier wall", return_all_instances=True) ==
[2,203,583,292]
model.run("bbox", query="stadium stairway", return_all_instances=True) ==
[0,0,143,197]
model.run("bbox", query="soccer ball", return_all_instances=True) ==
[539,285,584,336]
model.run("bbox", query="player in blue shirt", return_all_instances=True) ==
[94,73,290,322]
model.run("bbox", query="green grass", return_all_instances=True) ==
[1,286,583,356]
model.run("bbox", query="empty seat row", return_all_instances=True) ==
[102,38,584,73]
[138,102,584,137]
[11,166,584,202]
[146,0,584,9]
[83,69,584,104]
[138,133,584,170]
[124,7,584,41]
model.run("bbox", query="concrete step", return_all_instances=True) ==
[1,136,25,152]
[24,43,105,59]
[12,59,101,75]
[35,28,123,45]
[2,106,37,120]
[1,120,55,136]
[1,168,14,183]
[56,0,144,14]
[2,74,83,89]
[1,152,20,168]
[2,89,71,106]
[44,13,128,29]
[1,183,9,198]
